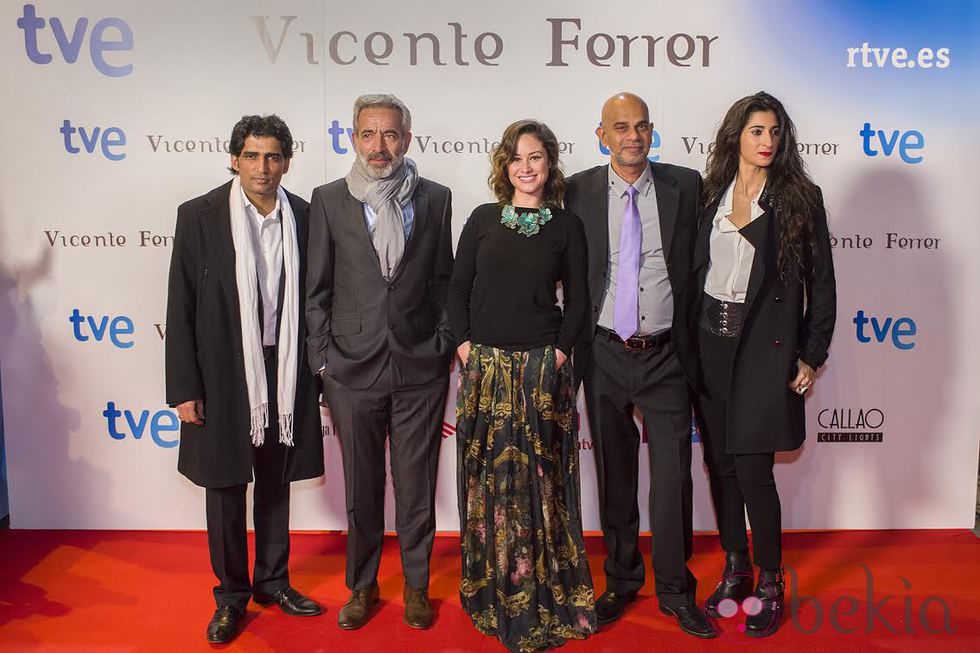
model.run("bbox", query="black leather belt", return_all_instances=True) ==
[595,325,672,351]
[699,293,745,338]
[263,345,277,360]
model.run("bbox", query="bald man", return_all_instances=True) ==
[566,93,715,638]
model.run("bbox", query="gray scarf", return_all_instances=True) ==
[345,156,419,279]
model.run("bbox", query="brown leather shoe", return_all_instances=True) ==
[338,583,379,630]
[403,585,434,629]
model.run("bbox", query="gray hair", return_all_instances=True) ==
[352,94,412,134]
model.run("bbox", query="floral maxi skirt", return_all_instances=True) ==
[457,344,596,652]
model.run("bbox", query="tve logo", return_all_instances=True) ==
[859,123,924,164]
[597,122,662,162]
[60,120,126,160]
[328,120,355,154]
[16,4,134,77]
[69,308,134,348]
[103,402,179,448]
[853,310,916,350]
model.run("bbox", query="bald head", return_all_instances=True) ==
[596,92,653,183]
[600,92,649,128]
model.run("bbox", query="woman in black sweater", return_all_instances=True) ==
[448,119,595,652]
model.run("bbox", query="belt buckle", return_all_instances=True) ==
[623,336,646,351]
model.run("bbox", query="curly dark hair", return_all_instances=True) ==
[489,119,566,208]
[228,114,294,174]
[704,92,821,279]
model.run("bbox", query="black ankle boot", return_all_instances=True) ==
[744,568,785,638]
[704,551,754,618]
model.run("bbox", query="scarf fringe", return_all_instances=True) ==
[250,403,269,446]
[278,413,295,447]
[248,406,295,448]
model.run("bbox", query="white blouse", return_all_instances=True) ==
[704,180,765,303]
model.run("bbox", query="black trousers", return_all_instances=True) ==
[583,333,696,610]
[693,326,782,570]
[205,352,291,610]
[323,359,449,591]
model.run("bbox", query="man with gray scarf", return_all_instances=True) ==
[306,94,454,630]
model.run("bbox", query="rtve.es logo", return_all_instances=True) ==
[846,43,950,70]
[16,4,134,77]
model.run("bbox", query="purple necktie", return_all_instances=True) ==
[614,185,641,340]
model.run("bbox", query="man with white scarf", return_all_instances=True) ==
[166,115,324,644]
[306,94,454,631]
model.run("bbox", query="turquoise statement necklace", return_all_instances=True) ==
[500,204,553,237]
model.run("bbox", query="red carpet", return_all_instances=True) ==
[1,529,978,651]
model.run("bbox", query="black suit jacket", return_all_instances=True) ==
[305,177,454,389]
[565,162,702,388]
[165,181,324,488]
[693,188,836,453]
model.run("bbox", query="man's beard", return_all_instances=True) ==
[613,148,648,168]
[359,152,403,180]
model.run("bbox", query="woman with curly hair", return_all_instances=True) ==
[693,92,836,637]
[447,119,596,651]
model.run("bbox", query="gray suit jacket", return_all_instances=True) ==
[305,177,454,389]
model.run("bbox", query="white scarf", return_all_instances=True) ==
[229,175,299,447]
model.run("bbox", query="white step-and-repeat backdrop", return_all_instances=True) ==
[1,1,978,530]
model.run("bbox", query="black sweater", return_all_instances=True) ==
[447,203,588,355]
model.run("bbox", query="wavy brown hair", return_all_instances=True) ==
[489,119,566,208]
[704,92,821,279]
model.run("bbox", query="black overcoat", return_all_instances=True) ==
[693,189,837,453]
[165,181,324,488]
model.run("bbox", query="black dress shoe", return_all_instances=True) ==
[660,603,719,639]
[744,569,785,638]
[705,551,754,618]
[253,587,322,616]
[595,590,638,625]
[207,605,244,644]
